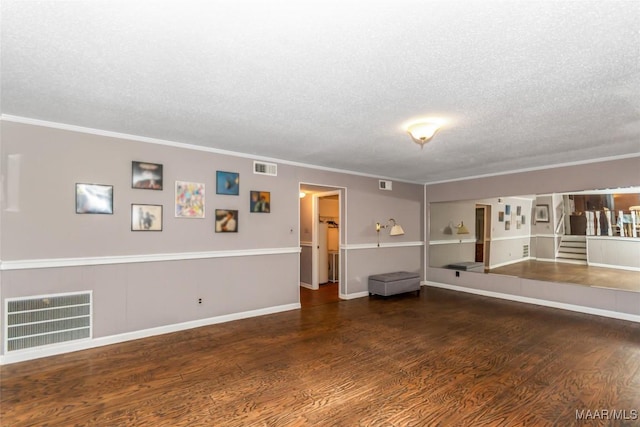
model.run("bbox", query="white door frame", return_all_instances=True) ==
[476,203,492,268]
[311,190,341,289]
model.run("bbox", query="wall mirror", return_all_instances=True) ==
[428,187,640,292]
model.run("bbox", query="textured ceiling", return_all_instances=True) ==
[2,1,639,183]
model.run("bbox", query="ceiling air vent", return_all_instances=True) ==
[379,180,392,191]
[253,161,277,176]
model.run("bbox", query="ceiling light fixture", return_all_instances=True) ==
[405,118,446,149]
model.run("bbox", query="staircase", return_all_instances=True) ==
[556,235,587,265]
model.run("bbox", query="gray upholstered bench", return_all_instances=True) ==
[446,262,484,272]
[368,271,421,297]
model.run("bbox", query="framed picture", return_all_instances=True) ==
[498,211,504,222]
[505,205,511,215]
[516,206,522,216]
[76,183,113,214]
[216,171,239,195]
[132,161,163,190]
[131,204,162,231]
[250,191,271,213]
[215,209,238,232]
[535,204,550,223]
[505,220,511,231]
[522,215,526,225]
[516,220,522,230]
[175,181,205,218]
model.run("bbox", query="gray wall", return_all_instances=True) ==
[425,156,640,317]
[588,238,640,270]
[0,121,423,358]
[429,197,534,268]
[428,200,476,268]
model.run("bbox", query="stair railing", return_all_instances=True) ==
[555,212,565,235]
[554,212,566,258]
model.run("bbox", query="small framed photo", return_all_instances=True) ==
[175,181,205,218]
[505,205,511,215]
[250,191,271,213]
[505,220,511,231]
[535,204,550,223]
[76,183,113,214]
[498,211,504,222]
[131,204,163,231]
[215,209,238,233]
[216,171,239,195]
[132,161,163,190]
[516,206,522,216]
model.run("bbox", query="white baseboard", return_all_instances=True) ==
[299,282,314,290]
[489,257,531,269]
[555,258,588,265]
[424,281,640,323]
[588,262,640,272]
[340,291,370,300]
[0,302,301,365]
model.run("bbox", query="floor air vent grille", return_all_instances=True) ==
[5,292,92,352]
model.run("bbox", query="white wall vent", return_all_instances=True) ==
[253,161,277,176]
[379,180,392,191]
[523,244,530,258]
[5,291,92,352]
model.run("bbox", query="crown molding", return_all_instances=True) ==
[424,152,640,186]
[0,115,423,185]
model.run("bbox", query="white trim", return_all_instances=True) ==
[299,282,314,290]
[340,291,370,300]
[3,116,638,187]
[423,184,428,280]
[489,257,531,269]
[425,281,640,323]
[588,262,640,272]
[0,302,300,365]
[535,257,559,263]
[300,182,348,294]
[300,241,313,247]
[423,153,640,185]
[555,259,588,266]
[490,235,531,242]
[587,236,640,243]
[0,247,301,270]
[534,234,557,238]
[1,115,421,185]
[559,186,640,196]
[429,238,476,245]
[341,241,424,250]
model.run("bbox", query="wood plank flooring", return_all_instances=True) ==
[300,282,340,308]
[2,287,640,426]
[489,260,640,292]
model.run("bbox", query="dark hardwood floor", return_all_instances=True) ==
[300,282,340,308]
[2,287,639,426]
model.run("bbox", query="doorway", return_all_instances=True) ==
[475,204,491,268]
[299,184,343,307]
